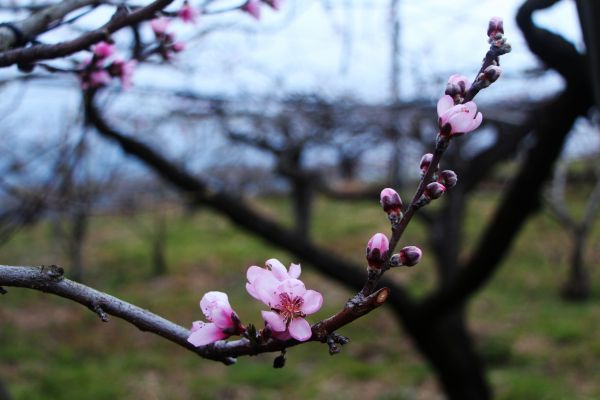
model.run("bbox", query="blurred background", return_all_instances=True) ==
[1,0,599,399]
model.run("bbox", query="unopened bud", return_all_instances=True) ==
[424,182,446,200]
[487,16,504,38]
[420,153,434,174]
[438,170,457,189]
[366,233,389,270]
[389,253,401,267]
[399,246,422,267]
[380,188,403,219]
[483,65,501,83]
[445,74,471,99]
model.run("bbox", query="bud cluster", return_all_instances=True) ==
[79,40,136,90]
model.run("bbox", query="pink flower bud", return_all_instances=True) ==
[172,42,186,52]
[242,0,261,20]
[187,291,245,347]
[92,41,116,59]
[437,95,483,137]
[178,2,199,24]
[438,170,457,189]
[399,246,422,267]
[424,182,446,200]
[487,16,504,38]
[420,153,434,174]
[366,233,389,270]
[380,188,403,218]
[445,74,471,99]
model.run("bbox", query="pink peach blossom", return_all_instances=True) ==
[242,0,261,20]
[187,291,243,346]
[246,258,301,301]
[437,95,483,136]
[259,279,323,341]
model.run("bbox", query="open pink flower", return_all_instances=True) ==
[260,279,323,341]
[246,258,301,301]
[437,95,482,137]
[242,0,261,20]
[187,291,244,346]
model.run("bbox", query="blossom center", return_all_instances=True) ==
[275,293,305,325]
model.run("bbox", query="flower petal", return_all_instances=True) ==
[266,258,288,281]
[276,279,306,299]
[448,109,475,134]
[288,318,312,341]
[469,111,483,132]
[200,291,231,320]
[246,265,265,284]
[187,322,228,346]
[288,263,301,279]
[261,311,286,332]
[301,290,323,315]
[246,282,261,300]
[437,95,454,117]
[254,274,281,307]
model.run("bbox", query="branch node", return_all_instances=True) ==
[92,303,109,322]
[273,349,286,368]
[326,332,350,355]
[41,264,64,281]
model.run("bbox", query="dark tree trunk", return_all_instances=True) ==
[561,229,590,300]
[69,209,88,283]
[151,213,168,276]
[403,310,491,400]
[0,379,11,400]
[291,179,313,239]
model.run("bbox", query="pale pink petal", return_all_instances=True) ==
[254,274,281,307]
[266,258,288,281]
[448,111,475,134]
[200,291,228,317]
[469,112,483,132]
[246,265,265,283]
[288,263,301,279]
[191,321,203,332]
[276,279,306,299]
[187,322,227,346]
[437,95,454,117]
[301,290,323,315]
[211,305,235,329]
[462,101,477,117]
[246,282,260,300]
[261,311,286,332]
[288,318,312,341]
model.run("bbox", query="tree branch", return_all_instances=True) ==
[0,0,174,68]
[0,264,388,362]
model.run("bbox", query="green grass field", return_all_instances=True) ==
[1,191,600,400]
